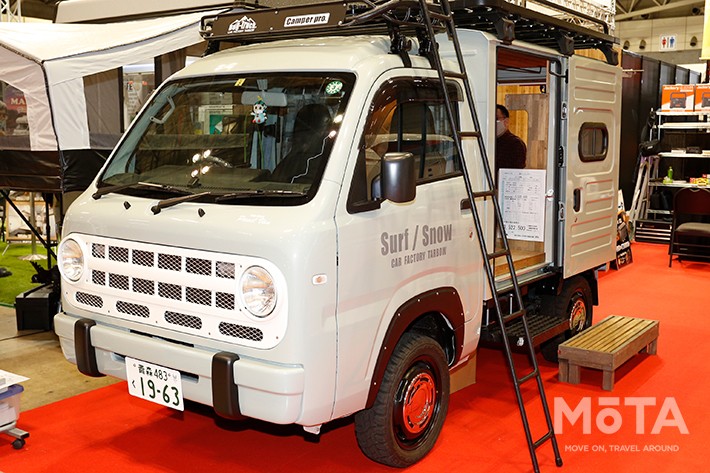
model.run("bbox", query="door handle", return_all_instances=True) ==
[460,198,472,210]
[573,188,581,212]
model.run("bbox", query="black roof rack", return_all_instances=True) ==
[199,0,618,65]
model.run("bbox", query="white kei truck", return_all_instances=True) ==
[53,0,621,470]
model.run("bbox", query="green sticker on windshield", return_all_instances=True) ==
[325,80,343,95]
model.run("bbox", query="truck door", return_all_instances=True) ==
[331,73,483,418]
[560,55,621,278]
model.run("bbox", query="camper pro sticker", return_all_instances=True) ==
[284,13,331,28]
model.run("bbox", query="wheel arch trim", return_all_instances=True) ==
[365,287,465,409]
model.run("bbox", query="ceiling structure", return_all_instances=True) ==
[1,0,705,27]
[616,0,704,21]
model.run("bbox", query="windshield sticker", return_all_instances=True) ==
[251,97,267,124]
[381,224,453,268]
[325,80,343,95]
[234,78,246,87]
[228,16,257,34]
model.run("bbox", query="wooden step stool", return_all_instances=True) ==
[558,315,659,391]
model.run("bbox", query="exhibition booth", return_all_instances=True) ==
[0,0,708,472]
[0,11,210,211]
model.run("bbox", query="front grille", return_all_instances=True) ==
[219,322,264,341]
[216,292,235,310]
[69,235,285,349]
[109,246,129,262]
[216,261,236,279]
[158,282,181,300]
[158,253,181,271]
[76,291,103,308]
[186,287,211,306]
[109,273,129,290]
[165,311,203,330]
[92,270,106,286]
[132,278,154,295]
[92,243,106,258]
[132,249,154,266]
[186,257,211,275]
[116,301,149,318]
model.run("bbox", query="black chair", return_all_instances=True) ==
[668,187,710,267]
[270,103,332,183]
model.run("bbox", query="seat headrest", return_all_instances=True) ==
[294,104,332,136]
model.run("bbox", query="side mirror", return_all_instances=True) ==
[381,152,415,203]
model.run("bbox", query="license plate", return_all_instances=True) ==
[125,357,184,411]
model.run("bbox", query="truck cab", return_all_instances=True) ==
[54,0,620,468]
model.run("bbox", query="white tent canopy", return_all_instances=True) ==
[54,0,235,23]
[0,11,212,152]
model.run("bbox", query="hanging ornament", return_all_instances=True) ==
[251,97,268,124]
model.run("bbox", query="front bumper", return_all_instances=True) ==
[54,312,305,424]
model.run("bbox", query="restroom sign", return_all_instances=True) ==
[660,35,677,50]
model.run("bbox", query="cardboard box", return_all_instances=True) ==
[661,84,695,112]
[695,84,710,112]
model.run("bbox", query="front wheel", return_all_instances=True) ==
[540,275,593,363]
[354,332,450,467]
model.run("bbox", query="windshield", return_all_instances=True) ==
[99,73,354,204]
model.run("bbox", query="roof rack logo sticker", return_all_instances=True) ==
[227,16,257,34]
[284,13,331,28]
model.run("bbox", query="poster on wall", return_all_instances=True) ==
[1,82,28,136]
[3,85,27,114]
[612,190,633,269]
[498,168,546,242]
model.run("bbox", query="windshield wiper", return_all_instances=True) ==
[215,189,307,203]
[93,181,192,200]
[151,192,212,215]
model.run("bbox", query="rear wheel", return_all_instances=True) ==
[540,276,593,363]
[354,332,450,467]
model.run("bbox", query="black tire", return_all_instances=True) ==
[354,332,450,467]
[12,438,25,450]
[540,276,593,363]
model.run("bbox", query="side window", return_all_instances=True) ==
[578,122,608,162]
[347,78,461,211]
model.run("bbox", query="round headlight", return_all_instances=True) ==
[59,238,85,282]
[240,266,277,318]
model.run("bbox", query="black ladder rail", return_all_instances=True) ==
[414,1,562,471]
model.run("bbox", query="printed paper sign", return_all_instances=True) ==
[498,168,546,241]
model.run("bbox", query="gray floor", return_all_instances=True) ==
[0,305,120,412]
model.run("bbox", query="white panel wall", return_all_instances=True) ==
[617,16,704,54]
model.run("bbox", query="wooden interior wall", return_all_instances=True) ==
[496,85,538,144]
[574,47,620,65]
[504,93,549,170]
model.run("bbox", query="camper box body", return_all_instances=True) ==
[53,9,620,467]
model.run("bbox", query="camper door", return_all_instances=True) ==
[560,55,621,278]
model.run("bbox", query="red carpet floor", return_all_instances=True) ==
[2,242,708,472]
